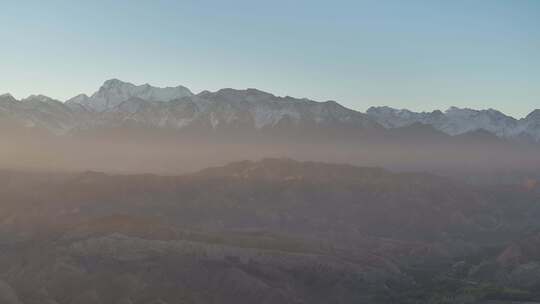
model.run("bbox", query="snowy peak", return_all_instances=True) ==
[366,106,540,142]
[67,79,194,112]
[0,94,77,134]
[81,86,379,132]
[441,107,518,136]
[444,107,514,123]
[1,80,539,143]
[197,88,377,129]
[366,106,442,129]
[367,106,520,138]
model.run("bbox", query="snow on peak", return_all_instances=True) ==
[197,88,375,129]
[367,106,519,137]
[366,106,434,128]
[441,107,518,136]
[67,79,194,112]
[2,79,539,142]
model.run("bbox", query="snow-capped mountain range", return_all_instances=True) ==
[1,79,539,142]
[367,106,540,142]
[66,79,194,112]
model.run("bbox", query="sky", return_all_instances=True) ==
[1,0,539,118]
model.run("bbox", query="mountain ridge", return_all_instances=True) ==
[1,79,539,142]
[367,105,539,142]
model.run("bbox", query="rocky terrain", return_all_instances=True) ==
[0,159,539,303]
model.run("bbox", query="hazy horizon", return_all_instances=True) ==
[2,0,539,117]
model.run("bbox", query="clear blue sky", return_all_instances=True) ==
[1,0,539,117]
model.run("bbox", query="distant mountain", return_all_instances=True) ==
[0,93,77,133]
[0,93,20,116]
[65,78,194,112]
[2,80,383,137]
[367,106,539,142]
[1,79,539,143]
[86,87,379,132]
[516,109,540,142]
